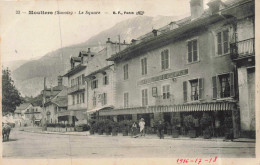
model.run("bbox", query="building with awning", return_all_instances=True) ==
[100,0,255,138]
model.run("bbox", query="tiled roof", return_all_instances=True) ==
[16,103,32,110]
[108,0,252,61]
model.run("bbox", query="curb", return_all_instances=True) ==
[22,130,88,136]
[20,130,255,143]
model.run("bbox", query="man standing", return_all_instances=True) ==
[158,120,164,139]
[139,118,145,136]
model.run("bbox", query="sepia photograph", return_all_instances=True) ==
[0,0,258,164]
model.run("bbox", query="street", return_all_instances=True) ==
[3,128,255,158]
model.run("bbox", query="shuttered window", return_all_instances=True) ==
[124,93,129,108]
[212,76,217,99]
[213,73,234,99]
[141,58,147,75]
[102,93,107,105]
[217,30,229,55]
[161,49,169,70]
[124,64,128,80]
[142,89,148,106]
[183,81,187,103]
[199,78,204,100]
[162,85,170,99]
[187,39,198,63]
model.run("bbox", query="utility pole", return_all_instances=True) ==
[118,35,121,52]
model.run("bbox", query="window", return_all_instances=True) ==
[72,95,75,105]
[91,79,98,89]
[162,85,170,99]
[82,74,85,85]
[212,73,234,99]
[124,92,129,108]
[161,49,169,70]
[141,89,148,106]
[77,94,79,104]
[78,76,81,85]
[219,74,231,98]
[102,93,107,105]
[71,79,75,87]
[81,93,85,103]
[141,58,147,75]
[103,75,109,85]
[183,78,204,102]
[123,64,128,80]
[190,79,199,101]
[217,30,229,55]
[188,39,198,63]
[93,97,96,107]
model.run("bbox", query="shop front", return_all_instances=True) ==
[99,101,239,137]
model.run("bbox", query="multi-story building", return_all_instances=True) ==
[63,39,128,122]
[41,76,68,125]
[229,0,255,137]
[100,0,255,137]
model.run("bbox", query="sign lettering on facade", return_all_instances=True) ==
[138,69,188,85]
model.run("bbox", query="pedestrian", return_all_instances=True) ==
[139,118,145,136]
[131,121,137,137]
[157,120,164,139]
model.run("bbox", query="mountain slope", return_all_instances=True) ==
[12,15,181,97]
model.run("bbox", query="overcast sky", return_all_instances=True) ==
[0,0,211,63]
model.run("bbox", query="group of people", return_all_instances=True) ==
[131,118,145,137]
[131,118,165,139]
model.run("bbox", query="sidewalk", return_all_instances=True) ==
[18,126,256,143]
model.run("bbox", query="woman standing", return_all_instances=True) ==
[139,118,145,136]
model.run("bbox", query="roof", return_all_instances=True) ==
[85,64,114,78]
[63,64,86,77]
[15,103,32,110]
[52,96,68,107]
[71,57,81,62]
[107,0,252,62]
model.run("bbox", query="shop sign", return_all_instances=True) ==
[138,69,188,85]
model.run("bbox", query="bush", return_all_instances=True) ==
[171,116,181,130]
[119,120,131,132]
[104,119,113,132]
[111,121,119,132]
[200,113,212,130]
[183,115,195,130]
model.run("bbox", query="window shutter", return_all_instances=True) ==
[217,32,222,55]
[230,72,234,97]
[183,81,187,103]
[212,76,217,99]
[188,42,192,63]
[199,78,204,100]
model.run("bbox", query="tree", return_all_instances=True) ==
[2,68,22,115]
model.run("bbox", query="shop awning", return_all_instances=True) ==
[86,105,114,114]
[58,110,86,120]
[99,102,237,116]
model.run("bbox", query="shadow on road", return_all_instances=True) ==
[2,139,18,142]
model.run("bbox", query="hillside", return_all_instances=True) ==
[11,15,182,96]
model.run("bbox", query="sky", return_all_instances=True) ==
[0,0,211,63]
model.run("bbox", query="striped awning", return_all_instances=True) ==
[99,102,237,116]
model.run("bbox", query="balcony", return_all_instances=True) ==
[230,38,255,60]
[155,95,175,106]
[68,84,85,94]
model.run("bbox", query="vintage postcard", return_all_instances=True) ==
[0,0,259,165]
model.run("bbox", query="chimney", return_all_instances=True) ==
[58,76,62,86]
[87,48,91,53]
[190,0,204,20]
[106,38,111,43]
[152,29,158,36]
[131,39,137,44]
[207,0,223,14]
